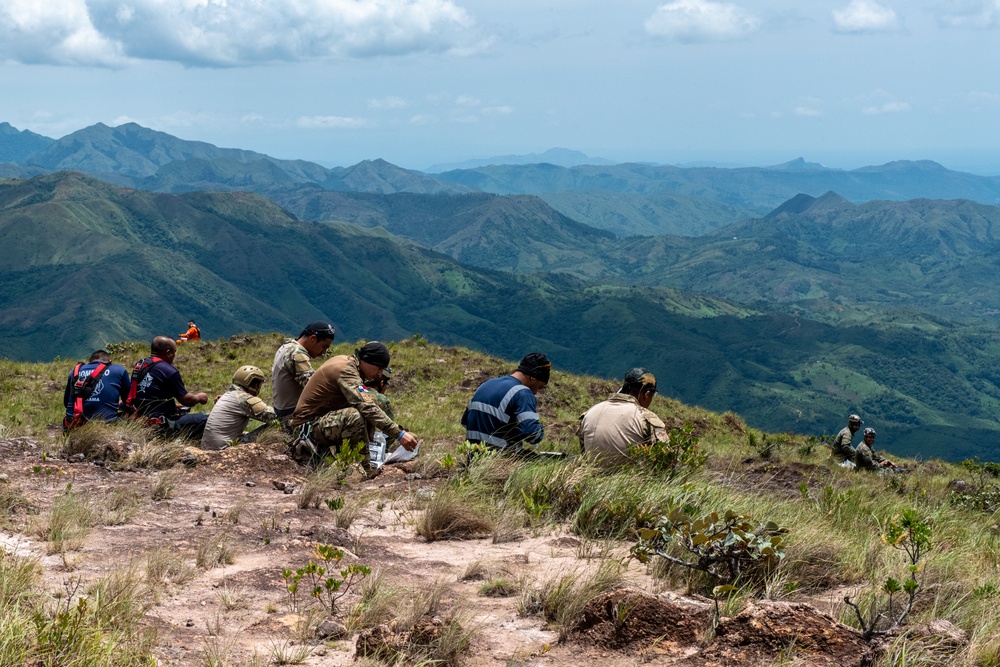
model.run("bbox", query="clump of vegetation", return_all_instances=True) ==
[415,484,493,542]
[518,561,624,639]
[949,457,1000,512]
[631,508,787,591]
[628,423,708,478]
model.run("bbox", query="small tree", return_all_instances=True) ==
[844,509,931,640]
[630,508,787,590]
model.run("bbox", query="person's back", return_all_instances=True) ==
[462,353,549,451]
[131,356,184,419]
[202,366,276,450]
[63,351,131,428]
[578,367,666,467]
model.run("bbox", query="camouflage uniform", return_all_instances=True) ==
[577,393,669,467]
[271,338,316,417]
[291,354,403,458]
[202,385,277,450]
[832,427,857,462]
[854,442,887,471]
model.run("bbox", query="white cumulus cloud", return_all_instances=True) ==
[938,0,1000,28]
[832,0,900,33]
[644,0,761,42]
[297,115,371,129]
[793,106,822,117]
[862,101,911,114]
[0,0,481,67]
[368,96,409,110]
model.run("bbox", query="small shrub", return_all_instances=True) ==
[844,509,932,640]
[479,578,518,597]
[124,437,186,469]
[298,465,344,510]
[518,561,623,639]
[281,544,370,615]
[631,508,788,591]
[40,488,94,554]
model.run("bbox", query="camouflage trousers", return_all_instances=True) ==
[314,407,369,448]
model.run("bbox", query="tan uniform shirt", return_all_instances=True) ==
[271,339,315,412]
[290,354,403,440]
[577,393,668,467]
[202,386,276,450]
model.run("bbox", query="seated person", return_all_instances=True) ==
[577,367,668,467]
[201,365,277,450]
[271,321,335,423]
[129,336,209,439]
[290,342,417,466]
[854,427,896,471]
[461,352,549,454]
[832,414,862,466]
[63,350,131,429]
[177,320,201,343]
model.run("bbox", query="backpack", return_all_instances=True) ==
[63,361,109,430]
[124,357,164,417]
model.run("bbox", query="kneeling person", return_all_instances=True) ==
[202,366,277,450]
[578,367,668,467]
[290,342,417,464]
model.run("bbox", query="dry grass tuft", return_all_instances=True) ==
[415,485,493,542]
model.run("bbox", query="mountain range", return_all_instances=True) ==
[6,121,1000,461]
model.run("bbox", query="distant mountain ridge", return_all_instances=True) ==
[0,122,54,163]
[425,147,616,172]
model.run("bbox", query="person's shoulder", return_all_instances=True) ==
[641,407,666,429]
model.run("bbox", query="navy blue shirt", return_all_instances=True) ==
[131,358,189,418]
[63,362,131,422]
[462,375,544,449]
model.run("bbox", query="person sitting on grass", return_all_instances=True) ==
[577,367,668,468]
[129,336,210,440]
[62,349,132,430]
[201,365,277,450]
[854,427,896,471]
[832,414,862,468]
[177,320,201,343]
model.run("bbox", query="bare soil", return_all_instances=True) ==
[0,436,875,666]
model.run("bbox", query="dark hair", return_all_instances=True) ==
[89,349,111,363]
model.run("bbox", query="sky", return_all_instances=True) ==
[2,0,1000,173]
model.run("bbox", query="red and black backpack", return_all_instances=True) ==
[123,356,164,417]
[63,361,109,430]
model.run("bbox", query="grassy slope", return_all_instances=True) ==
[5,336,1000,665]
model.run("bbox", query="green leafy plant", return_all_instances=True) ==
[627,423,707,478]
[844,509,932,640]
[324,497,345,511]
[631,508,787,590]
[281,544,371,615]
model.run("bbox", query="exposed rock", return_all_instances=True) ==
[908,619,968,649]
[271,480,290,491]
[702,600,870,667]
[316,619,347,640]
[577,591,872,667]
[576,589,712,651]
[415,486,435,500]
[302,525,352,546]
[946,479,972,494]
[68,453,85,463]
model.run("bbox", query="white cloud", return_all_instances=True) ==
[408,114,436,125]
[938,0,1000,28]
[368,96,409,110]
[0,0,481,67]
[832,0,900,33]
[862,101,911,114]
[793,106,822,116]
[297,115,371,129]
[481,105,513,115]
[644,0,761,42]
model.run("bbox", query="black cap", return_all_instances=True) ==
[622,367,657,392]
[356,341,391,368]
[300,321,336,340]
[517,352,551,383]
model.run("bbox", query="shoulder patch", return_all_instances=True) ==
[246,396,268,416]
[642,408,666,429]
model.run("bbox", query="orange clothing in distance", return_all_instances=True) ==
[178,324,201,343]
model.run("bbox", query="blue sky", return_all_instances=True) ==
[2,0,1000,173]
